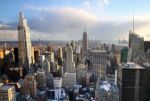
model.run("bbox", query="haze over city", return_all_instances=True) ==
[0,0,150,41]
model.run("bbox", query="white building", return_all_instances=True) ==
[43,58,50,75]
[63,72,76,88]
[54,78,62,100]
[66,45,75,73]
[43,52,54,62]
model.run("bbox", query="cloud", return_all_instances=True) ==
[1,5,150,41]
[26,6,150,41]
[0,30,17,41]
[103,0,110,4]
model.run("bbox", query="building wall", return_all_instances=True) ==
[117,64,147,101]
[91,50,107,81]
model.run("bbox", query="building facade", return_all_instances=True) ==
[18,12,32,70]
[0,86,16,101]
[66,44,75,73]
[82,31,88,57]
[117,62,147,101]
[90,49,107,82]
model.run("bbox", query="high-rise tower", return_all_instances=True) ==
[82,31,88,57]
[18,12,32,70]
[66,44,75,73]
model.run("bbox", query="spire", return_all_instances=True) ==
[84,25,86,32]
[19,11,24,24]
[133,13,135,33]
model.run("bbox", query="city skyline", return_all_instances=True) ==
[0,0,150,41]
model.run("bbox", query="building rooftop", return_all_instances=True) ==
[0,85,13,91]
[142,63,150,68]
[91,49,106,53]
[99,81,118,92]
[121,62,144,69]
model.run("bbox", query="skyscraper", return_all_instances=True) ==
[117,62,147,101]
[66,44,75,73]
[82,31,88,57]
[18,12,32,70]
[128,31,145,62]
[24,74,37,96]
[90,49,107,82]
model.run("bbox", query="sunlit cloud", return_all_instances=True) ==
[0,0,150,41]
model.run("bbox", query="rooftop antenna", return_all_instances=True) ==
[133,13,135,33]
[84,25,86,32]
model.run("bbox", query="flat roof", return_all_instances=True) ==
[121,62,144,69]
[91,49,106,53]
[0,86,14,91]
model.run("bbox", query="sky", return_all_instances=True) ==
[0,0,150,41]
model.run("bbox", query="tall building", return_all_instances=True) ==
[128,31,145,62]
[70,40,75,52]
[121,47,128,62]
[117,62,148,101]
[90,49,107,82]
[36,68,46,90]
[57,47,63,66]
[24,74,37,96]
[66,44,75,73]
[43,52,54,63]
[54,78,62,100]
[0,86,16,101]
[144,41,150,52]
[82,31,88,57]
[142,63,150,101]
[57,47,63,59]
[76,64,87,86]
[34,48,40,63]
[18,12,32,70]
[42,58,50,75]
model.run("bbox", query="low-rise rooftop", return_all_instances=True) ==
[121,62,144,69]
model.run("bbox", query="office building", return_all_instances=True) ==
[57,47,63,59]
[82,31,88,57]
[76,64,87,86]
[24,74,37,96]
[36,68,46,90]
[128,31,145,62]
[66,44,75,73]
[144,41,150,52]
[63,72,76,88]
[46,74,54,89]
[54,78,62,100]
[0,86,16,101]
[117,62,147,101]
[34,48,40,63]
[14,47,18,64]
[43,52,54,62]
[42,58,50,75]
[18,12,32,70]
[90,49,107,81]
[121,47,128,62]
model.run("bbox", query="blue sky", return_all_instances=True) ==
[1,0,150,21]
[0,0,150,40]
